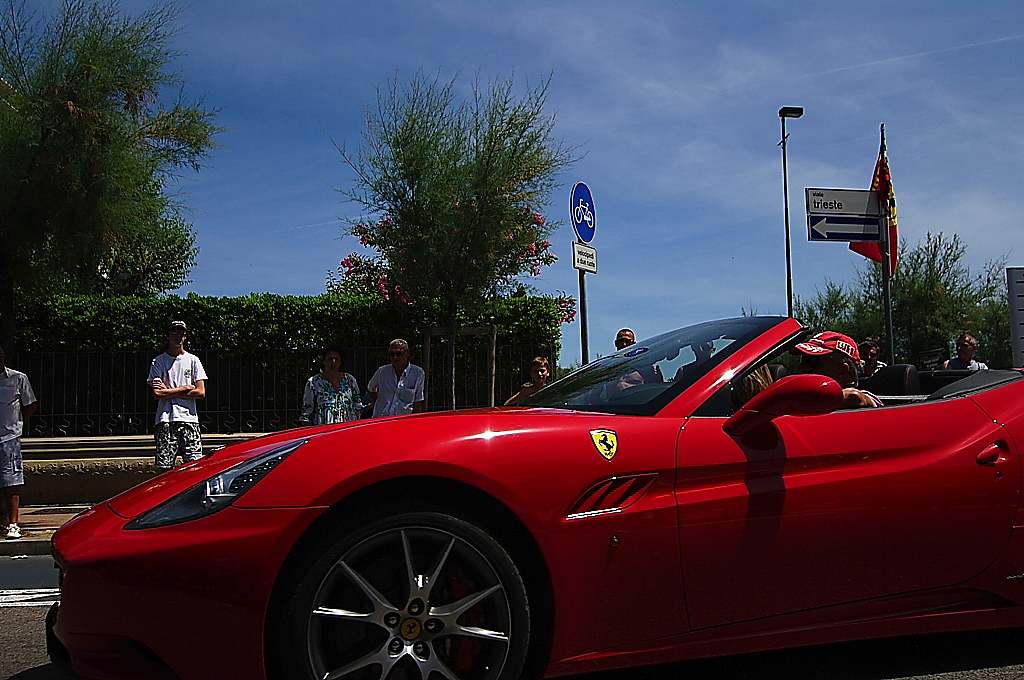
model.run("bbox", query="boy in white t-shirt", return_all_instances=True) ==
[147,321,208,470]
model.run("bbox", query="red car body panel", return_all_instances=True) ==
[50,317,1024,680]
[677,397,1019,629]
[54,503,324,680]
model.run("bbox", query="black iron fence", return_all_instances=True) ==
[12,341,554,437]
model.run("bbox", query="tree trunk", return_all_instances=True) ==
[0,246,15,356]
[447,313,458,410]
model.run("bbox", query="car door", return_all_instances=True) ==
[676,397,1019,630]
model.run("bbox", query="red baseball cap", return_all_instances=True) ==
[790,331,860,362]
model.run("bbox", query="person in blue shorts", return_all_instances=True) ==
[0,346,36,540]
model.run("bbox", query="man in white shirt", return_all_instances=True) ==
[147,321,208,470]
[366,339,425,417]
[0,347,36,540]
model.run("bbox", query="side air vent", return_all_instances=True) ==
[566,474,657,520]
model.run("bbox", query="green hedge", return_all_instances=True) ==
[15,292,562,358]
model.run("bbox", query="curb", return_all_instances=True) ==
[21,433,267,505]
[0,533,53,556]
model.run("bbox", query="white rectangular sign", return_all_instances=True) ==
[572,241,597,274]
[1008,267,1024,367]
[805,188,880,216]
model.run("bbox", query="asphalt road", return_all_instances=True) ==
[5,553,1024,680]
[8,622,1024,679]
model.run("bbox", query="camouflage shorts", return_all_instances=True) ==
[0,438,23,488]
[154,422,204,470]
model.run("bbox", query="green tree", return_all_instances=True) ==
[28,213,199,297]
[795,232,1010,367]
[331,71,578,406]
[0,0,219,351]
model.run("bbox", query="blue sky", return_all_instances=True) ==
[109,1,1024,363]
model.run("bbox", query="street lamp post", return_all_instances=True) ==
[779,106,803,318]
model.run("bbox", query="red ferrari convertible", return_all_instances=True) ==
[49,316,1024,680]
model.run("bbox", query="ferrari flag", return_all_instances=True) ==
[850,124,898,276]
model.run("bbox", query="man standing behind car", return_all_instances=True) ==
[148,321,207,471]
[0,346,36,540]
[365,338,425,417]
[614,328,640,351]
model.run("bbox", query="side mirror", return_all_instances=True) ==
[723,374,843,438]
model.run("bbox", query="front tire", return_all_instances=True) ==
[271,509,531,680]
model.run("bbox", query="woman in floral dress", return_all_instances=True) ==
[300,345,362,425]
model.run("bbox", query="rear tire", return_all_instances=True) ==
[270,507,531,680]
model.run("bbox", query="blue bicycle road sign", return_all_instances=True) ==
[570,182,596,243]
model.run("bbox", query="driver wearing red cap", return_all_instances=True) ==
[791,331,882,409]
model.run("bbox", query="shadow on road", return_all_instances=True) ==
[9,662,79,679]
[565,627,1024,680]
[11,628,1024,680]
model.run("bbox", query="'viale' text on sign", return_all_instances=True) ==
[805,188,880,217]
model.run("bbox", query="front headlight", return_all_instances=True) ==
[125,439,306,530]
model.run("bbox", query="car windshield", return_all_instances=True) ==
[517,317,784,415]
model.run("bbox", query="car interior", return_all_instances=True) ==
[521,318,1023,417]
[725,359,1023,413]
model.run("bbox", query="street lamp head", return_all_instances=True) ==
[779,106,804,119]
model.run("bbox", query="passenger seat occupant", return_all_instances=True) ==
[942,332,989,371]
[791,331,882,409]
[674,341,716,382]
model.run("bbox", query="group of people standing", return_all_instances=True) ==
[299,338,425,426]
[144,325,427,476]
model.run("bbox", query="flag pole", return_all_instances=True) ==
[881,214,895,364]
[879,124,895,363]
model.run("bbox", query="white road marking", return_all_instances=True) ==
[0,588,60,607]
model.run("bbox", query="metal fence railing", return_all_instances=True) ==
[11,343,555,437]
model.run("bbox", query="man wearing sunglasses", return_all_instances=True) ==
[791,331,882,409]
[365,338,425,417]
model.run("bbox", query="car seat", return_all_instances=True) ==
[860,363,920,396]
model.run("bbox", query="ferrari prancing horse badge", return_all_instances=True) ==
[590,429,617,461]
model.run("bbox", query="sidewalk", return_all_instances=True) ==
[2,433,268,557]
[1,505,89,557]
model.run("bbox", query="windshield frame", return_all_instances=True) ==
[516,316,788,416]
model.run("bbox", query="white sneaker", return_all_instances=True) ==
[5,523,21,539]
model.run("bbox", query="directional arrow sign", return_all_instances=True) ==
[807,214,881,242]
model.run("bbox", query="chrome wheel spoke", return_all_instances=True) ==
[401,529,418,592]
[431,583,502,619]
[312,606,374,623]
[424,534,456,598]
[321,643,399,680]
[403,529,457,601]
[431,583,509,642]
[445,623,509,643]
[418,651,461,680]
[338,559,397,614]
